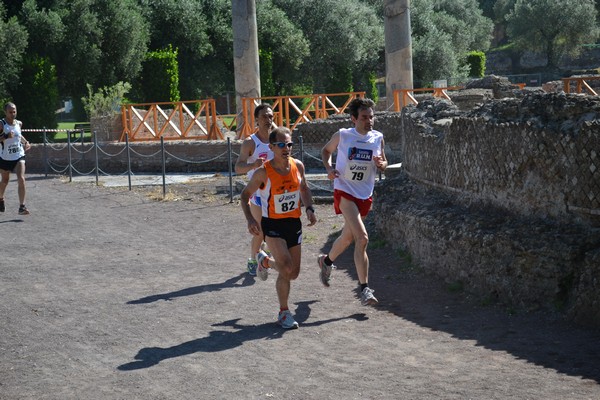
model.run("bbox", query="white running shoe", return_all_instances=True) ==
[317,254,333,287]
[360,287,379,306]
[256,250,269,281]
[277,310,299,329]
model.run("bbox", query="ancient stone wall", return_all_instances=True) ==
[373,92,600,327]
[401,93,600,224]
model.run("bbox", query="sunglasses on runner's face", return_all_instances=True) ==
[272,142,293,148]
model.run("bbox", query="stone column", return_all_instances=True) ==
[384,0,413,109]
[232,0,261,133]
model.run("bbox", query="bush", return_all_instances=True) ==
[139,45,180,103]
[82,82,132,119]
[466,51,486,78]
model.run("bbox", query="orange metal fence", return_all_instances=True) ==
[562,76,600,96]
[119,92,365,141]
[392,86,464,111]
[236,92,365,139]
[121,99,222,142]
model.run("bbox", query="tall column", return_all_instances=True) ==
[232,0,261,132]
[384,0,413,109]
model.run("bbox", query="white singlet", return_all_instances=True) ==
[333,127,383,200]
[1,119,25,161]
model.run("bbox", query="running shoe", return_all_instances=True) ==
[360,287,379,306]
[247,258,258,276]
[256,250,269,281]
[0,199,4,212]
[317,254,333,287]
[18,205,30,215]
[277,310,299,329]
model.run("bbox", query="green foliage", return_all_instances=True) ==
[259,49,276,97]
[82,81,132,119]
[466,51,486,77]
[272,0,383,93]
[412,0,493,85]
[0,4,28,100]
[257,0,310,95]
[13,55,59,141]
[94,0,150,86]
[139,0,212,100]
[367,72,379,103]
[139,45,180,103]
[506,0,600,71]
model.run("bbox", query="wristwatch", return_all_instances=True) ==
[305,206,315,213]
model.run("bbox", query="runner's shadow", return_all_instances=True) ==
[358,244,600,384]
[126,273,255,304]
[117,301,368,371]
[0,219,24,224]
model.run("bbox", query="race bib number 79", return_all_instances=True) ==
[344,162,373,181]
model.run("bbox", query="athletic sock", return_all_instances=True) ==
[280,307,289,312]
[324,255,333,266]
[360,283,368,292]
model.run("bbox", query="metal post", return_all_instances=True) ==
[67,129,73,182]
[43,128,48,177]
[161,137,166,198]
[126,134,132,191]
[94,131,99,186]
[298,132,305,165]
[227,137,233,203]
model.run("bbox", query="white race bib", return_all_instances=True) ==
[344,161,373,182]
[7,142,21,155]
[273,190,300,214]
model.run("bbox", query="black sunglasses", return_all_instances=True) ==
[271,142,293,148]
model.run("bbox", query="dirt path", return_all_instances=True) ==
[1,175,599,399]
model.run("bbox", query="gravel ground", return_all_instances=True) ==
[0,174,599,400]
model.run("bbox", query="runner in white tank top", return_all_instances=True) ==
[319,98,388,306]
[333,127,383,200]
[234,103,275,276]
[0,102,32,215]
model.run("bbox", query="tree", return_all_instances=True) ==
[256,0,310,95]
[0,3,28,102]
[94,0,150,86]
[18,0,149,119]
[139,0,212,100]
[13,55,59,135]
[272,0,383,93]
[411,0,493,85]
[506,0,600,71]
[192,0,234,99]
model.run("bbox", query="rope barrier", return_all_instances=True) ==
[41,132,333,200]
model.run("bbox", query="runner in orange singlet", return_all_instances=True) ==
[240,127,317,329]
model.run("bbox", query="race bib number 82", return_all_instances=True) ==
[274,190,300,214]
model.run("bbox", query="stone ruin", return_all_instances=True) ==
[372,89,600,327]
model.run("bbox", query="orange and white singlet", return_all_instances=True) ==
[258,158,302,219]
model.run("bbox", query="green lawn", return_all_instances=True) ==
[54,122,91,142]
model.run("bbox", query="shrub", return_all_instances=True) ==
[466,51,486,78]
[82,82,132,119]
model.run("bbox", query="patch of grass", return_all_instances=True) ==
[303,233,318,244]
[447,281,464,293]
[479,296,493,306]
[369,237,387,249]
